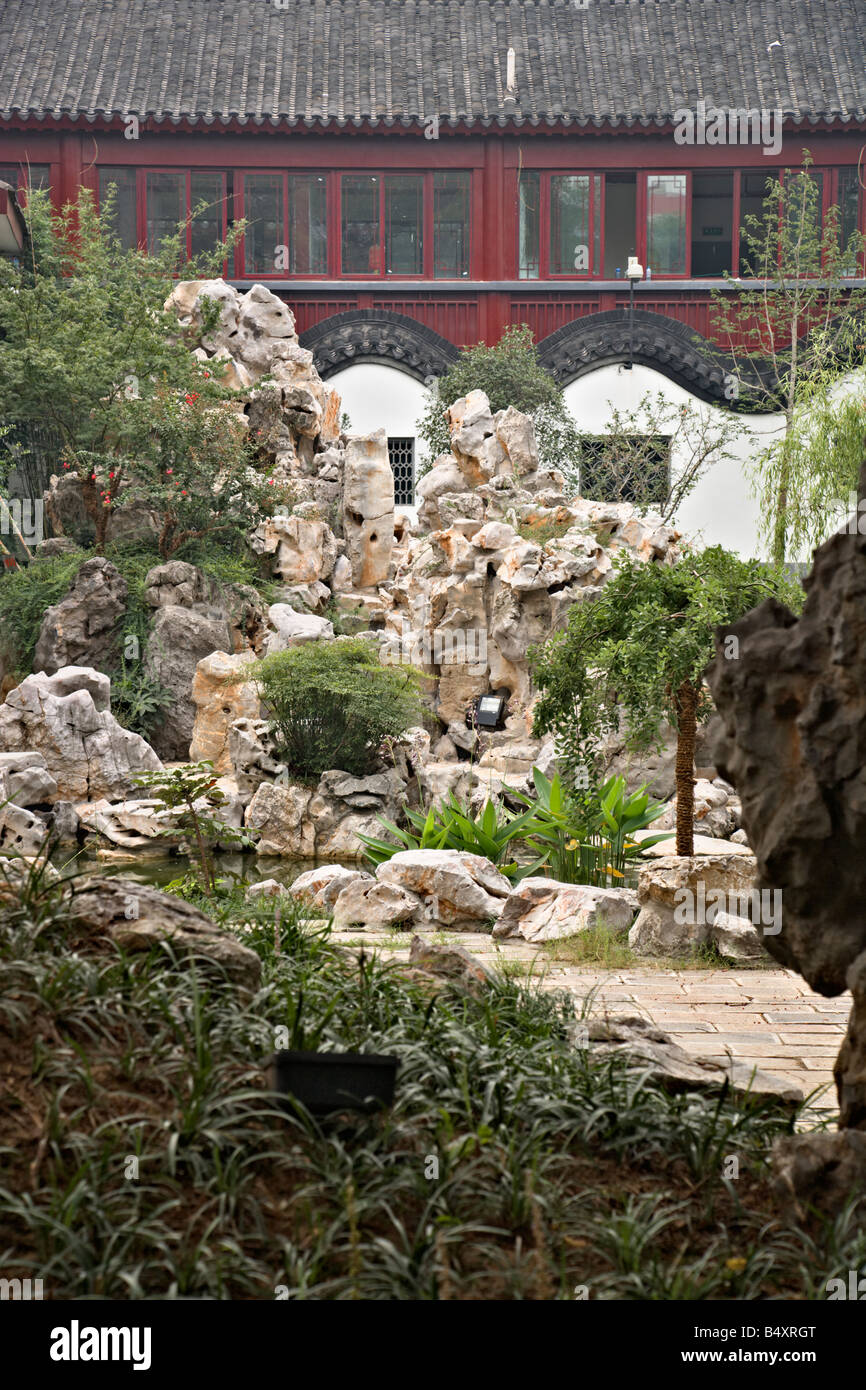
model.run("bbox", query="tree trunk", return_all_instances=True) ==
[674,680,697,857]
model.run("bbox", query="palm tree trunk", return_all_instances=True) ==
[674,680,697,857]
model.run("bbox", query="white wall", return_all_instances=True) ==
[564,363,784,558]
[327,362,429,463]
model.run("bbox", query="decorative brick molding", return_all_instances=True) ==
[300,310,459,383]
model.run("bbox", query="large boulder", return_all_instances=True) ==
[189,651,260,773]
[290,863,373,911]
[628,853,764,957]
[33,557,128,676]
[228,718,284,800]
[144,607,232,760]
[244,768,405,859]
[705,471,866,1128]
[249,514,338,585]
[330,877,421,928]
[0,751,58,806]
[265,605,333,653]
[70,878,261,992]
[0,667,161,800]
[493,877,638,943]
[376,849,511,929]
[342,431,395,588]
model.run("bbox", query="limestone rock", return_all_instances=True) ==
[771,1131,866,1218]
[408,934,497,994]
[244,781,315,858]
[376,849,511,929]
[33,557,127,676]
[0,667,161,800]
[587,1015,802,1107]
[290,863,373,911]
[0,751,58,806]
[342,431,394,588]
[189,650,260,774]
[629,853,759,956]
[0,785,48,856]
[70,878,261,992]
[144,606,232,760]
[331,877,421,928]
[228,718,284,799]
[250,514,337,585]
[266,605,333,653]
[494,877,638,942]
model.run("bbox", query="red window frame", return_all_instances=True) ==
[236,171,330,279]
[641,171,692,279]
[96,167,229,268]
[517,170,604,279]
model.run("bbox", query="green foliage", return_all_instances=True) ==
[416,324,580,475]
[358,793,548,881]
[108,661,173,740]
[0,187,251,549]
[511,769,671,887]
[532,547,805,782]
[4,853,862,1300]
[255,638,425,779]
[0,549,87,677]
[709,154,866,562]
[132,762,251,896]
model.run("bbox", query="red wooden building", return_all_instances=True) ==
[2,0,865,528]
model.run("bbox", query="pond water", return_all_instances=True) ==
[52,850,358,892]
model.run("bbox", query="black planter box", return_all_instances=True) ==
[266,1050,399,1117]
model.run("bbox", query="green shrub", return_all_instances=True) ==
[0,549,87,677]
[416,324,580,477]
[358,794,547,881]
[255,638,425,779]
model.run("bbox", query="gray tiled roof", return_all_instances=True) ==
[2,0,865,130]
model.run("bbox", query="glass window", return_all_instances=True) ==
[385,175,423,274]
[434,171,470,277]
[244,174,283,275]
[145,171,184,255]
[0,164,50,193]
[287,174,327,274]
[98,167,138,249]
[518,171,540,279]
[838,167,862,276]
[691,172,733,277]
[342,175,381,274]
[190,172,226,260]
[550,175,591,274]
[646,174,687,275]
[739,170,779,275]
[782,170,824,252]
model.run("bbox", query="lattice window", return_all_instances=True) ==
[578,434,670,508]
[388,437,415,505]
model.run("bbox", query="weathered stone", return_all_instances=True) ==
[771,1131,866,1218]
[189,650,260,773]
[710,909,771,962]
[144,560,209,610]
[342,430,394,588]
[244,781,315,857]
[408,934,497,993]
[0,667,161,800]
[331,877,421,928]
[228,718,284,799]
[290,863,373,910]
[33,557,127,676]
[0,787,48,856]
[6,765,59,806]
[144,606,232,760]
[70,878,261,992]
[376,849,510,928]
[250,514,338,584]
[629,853,760,956]
[586,1016,802,1106]
[266,605,333,653]
[493,877,638,942]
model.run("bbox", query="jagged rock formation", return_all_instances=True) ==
[706,465,866,1131]
[0,667,161,800]
[33,557,128,676]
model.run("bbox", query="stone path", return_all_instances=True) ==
[333,928,850,1118]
